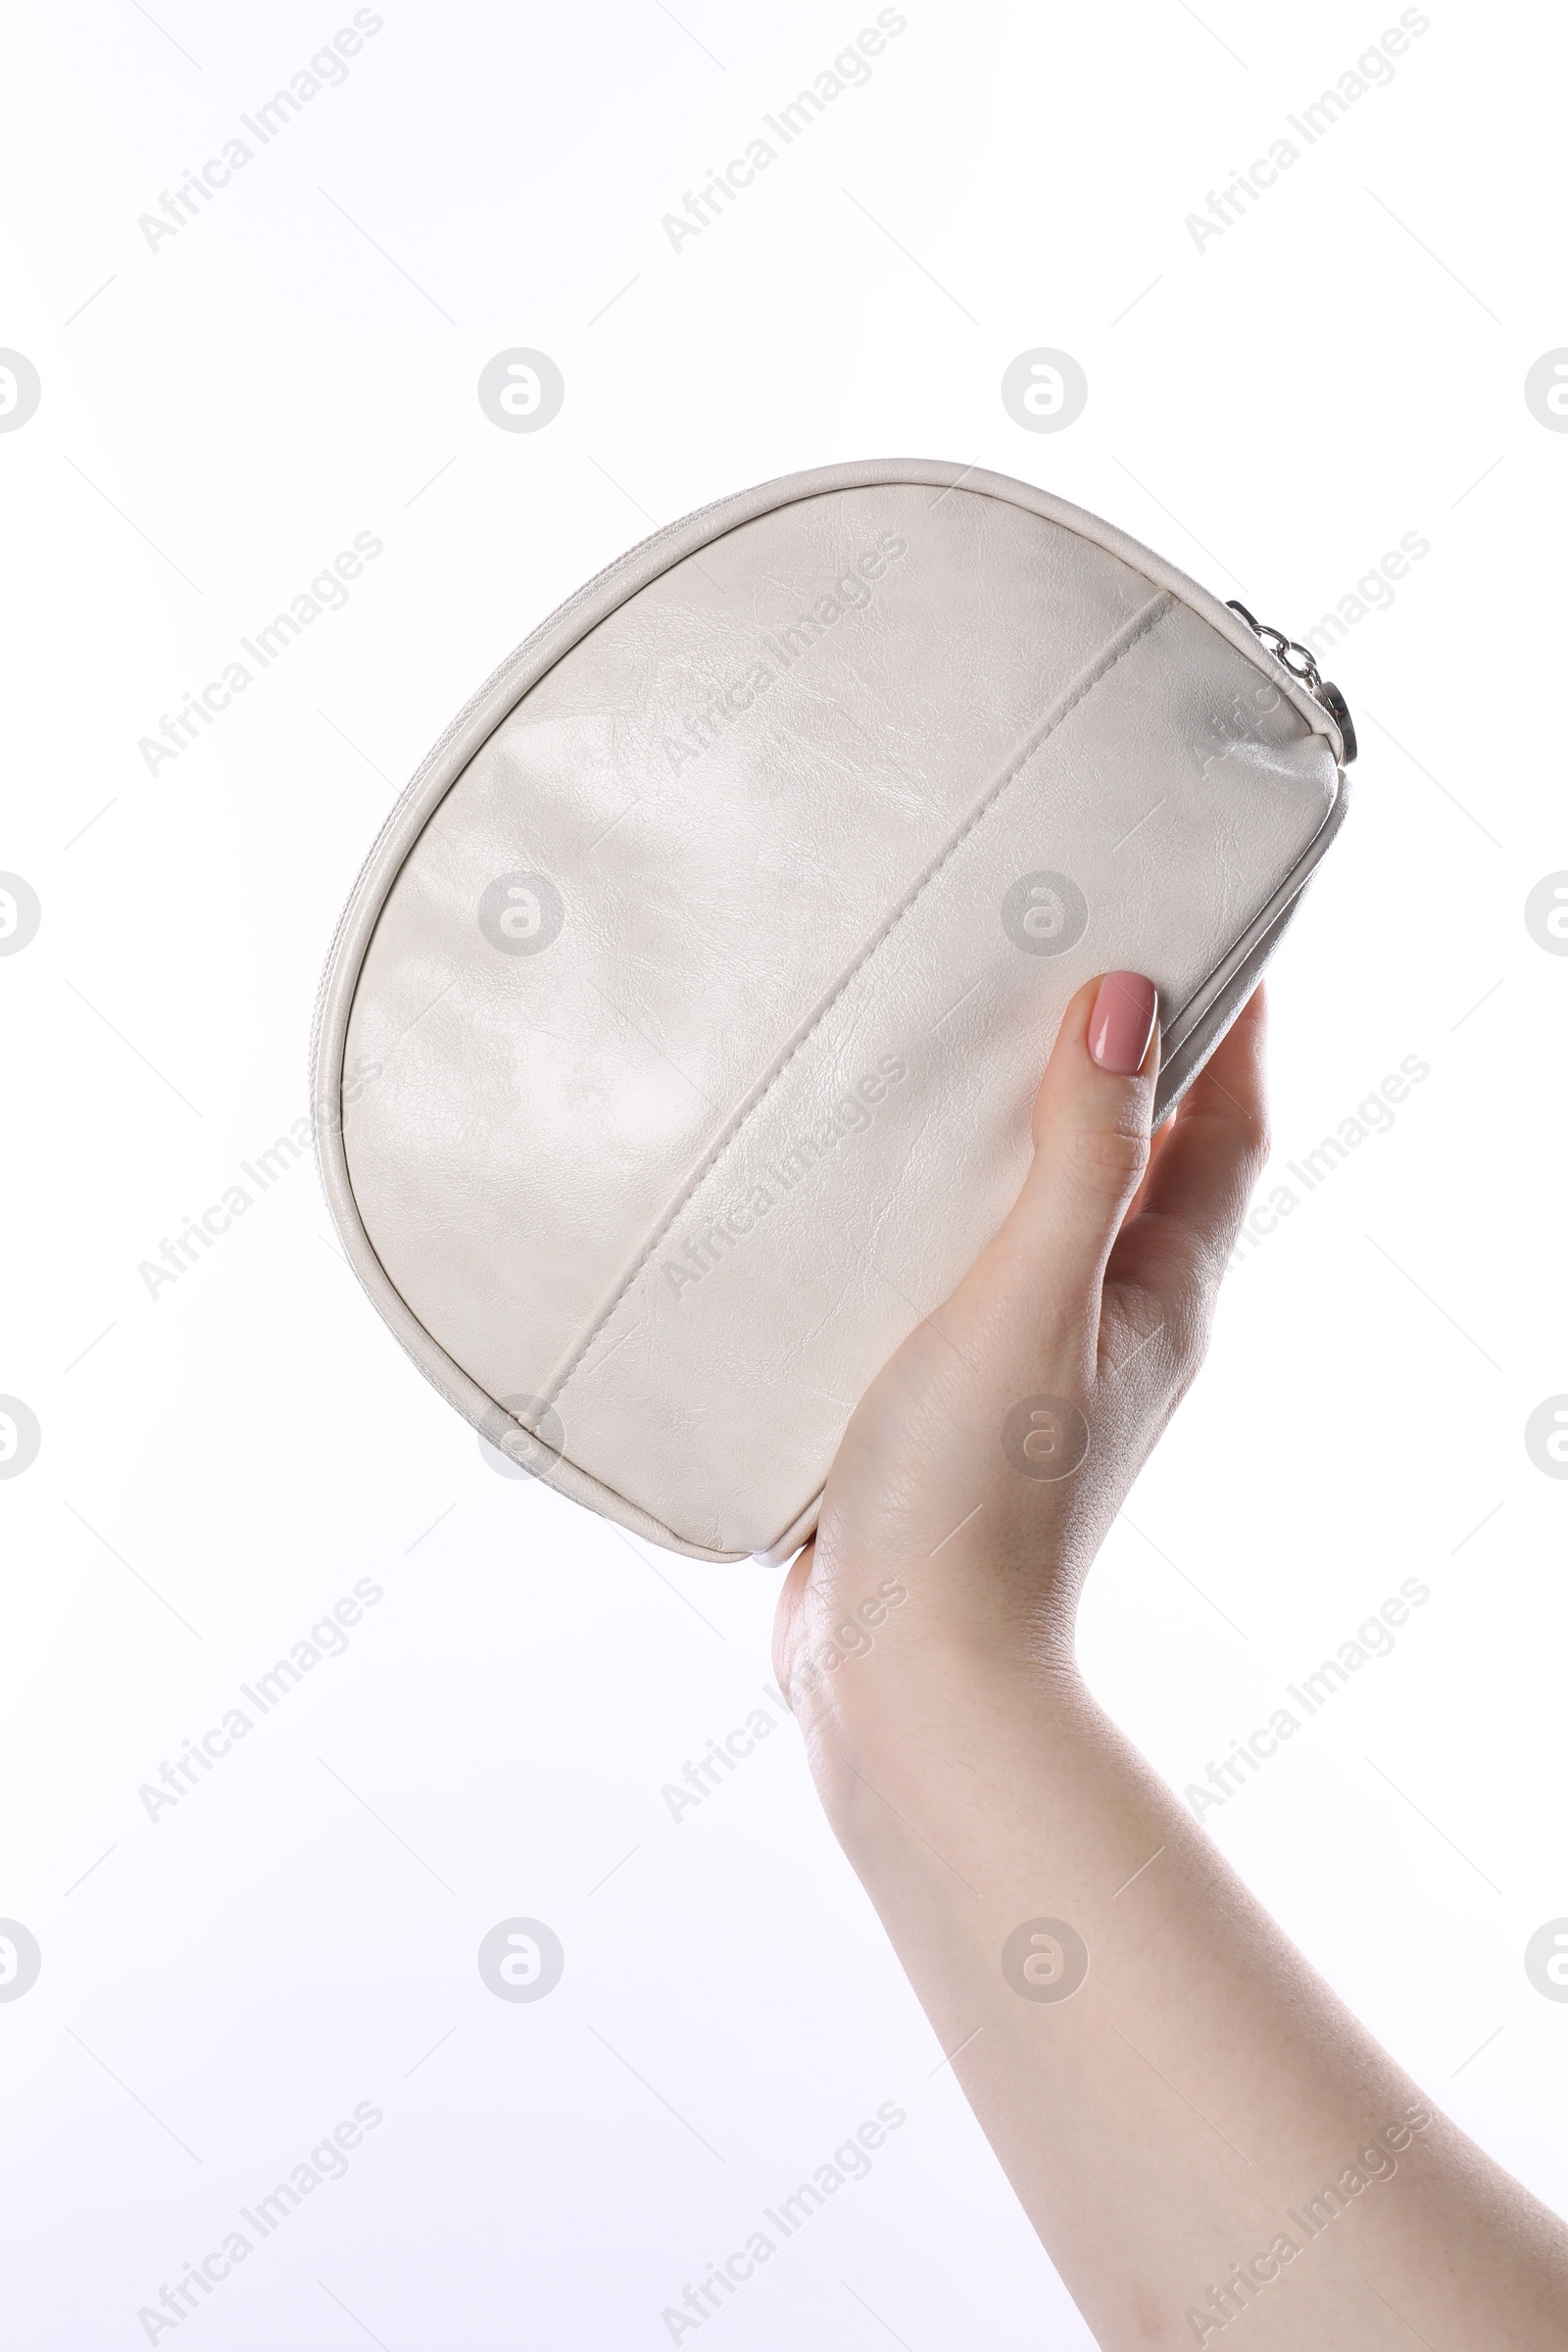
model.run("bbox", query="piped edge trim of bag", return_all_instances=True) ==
[310,457,1349,1568]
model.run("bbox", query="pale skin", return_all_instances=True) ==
[773,976,1568,2350]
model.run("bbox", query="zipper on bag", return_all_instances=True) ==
[1226,599,1357,763]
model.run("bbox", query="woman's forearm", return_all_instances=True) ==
[800,1642,1568,2350]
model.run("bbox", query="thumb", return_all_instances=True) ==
[1004,971,1161,1289]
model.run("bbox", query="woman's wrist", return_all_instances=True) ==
[781,1551,1092,1822]
[783,1512,1083,1687]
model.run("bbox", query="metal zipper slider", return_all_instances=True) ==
[1226,599,1357,763]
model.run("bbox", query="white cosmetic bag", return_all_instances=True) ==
[312,459,1350,1564]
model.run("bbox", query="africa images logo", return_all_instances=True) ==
[0,1921,42,2002]
[476,1919,564,2002]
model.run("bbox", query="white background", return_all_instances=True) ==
[3,1,1566,2344]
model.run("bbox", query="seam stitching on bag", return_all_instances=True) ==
[545,590,1173,1409]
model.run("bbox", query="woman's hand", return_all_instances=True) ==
[775,971,1269,1729]
[770,972,1568,2352]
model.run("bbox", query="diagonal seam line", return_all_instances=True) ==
[543,595,1174,1407]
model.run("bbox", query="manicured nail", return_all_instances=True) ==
[1088,971,1158,1075]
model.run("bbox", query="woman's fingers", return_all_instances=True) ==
[934,973,1161,1382]
[1000,972,1160,1279]
[1106,985,1270,1309]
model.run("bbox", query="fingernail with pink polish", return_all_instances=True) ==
[1088,971,1158,1075]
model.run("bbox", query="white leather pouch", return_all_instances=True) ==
[313,458,1350,1565]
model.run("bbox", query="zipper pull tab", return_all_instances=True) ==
[1226,599,1356,764]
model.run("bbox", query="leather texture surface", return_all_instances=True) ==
[314,460,1348,1563]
